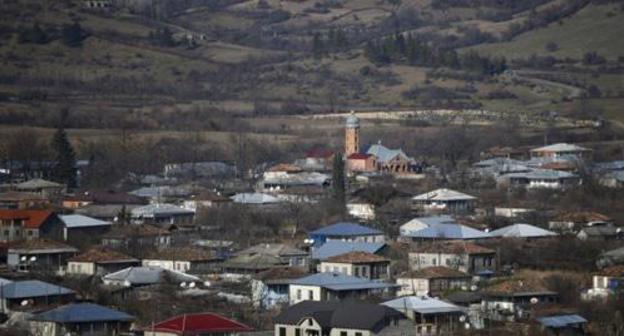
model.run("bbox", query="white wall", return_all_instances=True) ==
[289,285,321,304]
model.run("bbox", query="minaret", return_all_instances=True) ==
[345,111,360,156]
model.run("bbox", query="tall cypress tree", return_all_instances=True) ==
[331,154,346,209]
[52,118,77,189]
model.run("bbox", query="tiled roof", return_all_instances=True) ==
[0,191,46,201]
[306,148,334,159]
[311,222,383,236]
[485,278,554,296]
[598,265,624,277]
[188,191,230,202]
[31,303,134,323]
[65,189,147,205]
[267,163,302,173]
[9,239,77,252]
[552,211,611,223]
[398,266,469,279]
[411,241,494,255]
[324,251,388,264]
[255,267,309,282]
[16,178,63,190]
[144,247,218,262]
[103,225,170,238]
[311,241,385,260]
[144,312,252,333]
[0,210,54,229]
[69,246,137,263]
[237,243,307,258]
[347,153,372,160]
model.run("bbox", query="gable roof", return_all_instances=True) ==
[31,303,134,323]
[0,210,55,229]
[145,312,252,334]
[348,153,373,160]
[485,278,556,296]
[66,189,147,205]
[16,178,63,190]
[311,241,386,260]
[275,301,403,331]
[231,193,282,204]
[489,224,557,238]
[0,191,46,202]
[536,314,587,328]
[131,204,194,218]
[221,253,284,270]
[402,223,490,240]
[1,280,74,299]
[411,241,494,255]
[323,251,388,264]
[383,296,464,314]
[551,211,611,223]
[412,188,476,202]
[290,272,397,291]
[366,144,410,163]
[68,246,138,263]
[306,147,335,159]
[267,163,303,173]
[9,239,78,253]
[59,214,111,228]
[237,243,307,258]
[102,224,170,239]
[311,223,382,237]
[144,247,219,262]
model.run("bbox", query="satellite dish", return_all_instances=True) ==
[20,256,26,262]
[530,297,539,304]
[470,285,477,291]
[459,316,466,322]
[464,323,471,330]
[180,282,187,288]
[189,282,196,288]
[29,256,37,262]
[203,281,211,287]
[20,300,29,306]
[123,280,131,287]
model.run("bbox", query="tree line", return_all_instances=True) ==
[364,33,507,76]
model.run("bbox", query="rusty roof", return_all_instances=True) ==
[598,265,624,277]
[485,278,554,296]
[411,241,494,255]
[323,251,389,264]
[69,246,137,263]
[103,224,170,238]
[267,163,303,173]
[552,211,611,223]
[399,266,470,279]
[0,210,55,229]
[144,247,218,262]
[9,239,77,252]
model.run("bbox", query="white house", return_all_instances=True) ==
[412,189,476,213]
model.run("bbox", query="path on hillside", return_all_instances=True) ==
[515,70,584,99]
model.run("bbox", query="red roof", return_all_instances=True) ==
[306,147,335,159]
[145,313,252,334]
[0,210,55,229]
[347,153,372,160]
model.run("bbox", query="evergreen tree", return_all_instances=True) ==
[331,154,346,209]
[62,22,87,48]
[51,117,77,189]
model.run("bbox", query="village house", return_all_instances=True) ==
[15,178,65,200]
[446,292,485,330]
[408,241,496,276]
[66,246,140,276]
[310,241,387,262]
[548,211,612,232]
[346,198,376,221]
[535,314,587,335]
[163,161,235,179]
[0,191,49,209]
[366,142,415,174]
[260,171,330,193]
[58,214,112,242]
[309,222,385,247]
[221,253,286,275]
[399,216,490,243]
[596,246,624,269]
[182,191,232,211]
[288,272,397,305]
[346,153,377,173]
[0,280,75,313]
[143,312,252,336]
[576,226,623,241]
[530,143,592,161]
[237,243,309,268]
[7,239,78,273]
[0,209,61,242]
[274,301,411,336]
[300,147,335,171]
[582,265,624,300]
[251,267,309,309]
[383,296,466,335]
[142,246,221,273]
[101,224,171,248]
[319,251,390,280]
[130,203,195,227]
[29,302,135,336]
[482,279,559,322]
[62,188,148,209]
[74,204,140,222]
[497,169,580,189]
[412,189,477,213]
[231,192,283,206]
[396,266,472,297]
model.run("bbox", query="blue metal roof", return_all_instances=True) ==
[311,223,382,237]
[536,314,587,328]
[31,303,135,323]
[311,241,385,260]
[402,223,490,240]
[383,296,465,314]
[1,280,74,299]
[291,272,396,291]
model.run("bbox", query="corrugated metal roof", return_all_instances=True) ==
[311,241,385,260]
[311,222,382,236]
[1,280,74,299]
[103,266,199,286]
[31,303,134,323]
[489,223,557,238]
[531,143,590,153]
[130,204,194,218]
[290,272,396,291]
[366,144,409,163]
[383,296,465,314]
[402,223,490,240]
[412,188,476,201]
[231,193,282,204]
[536,314,587,328]
[59,214,111,228]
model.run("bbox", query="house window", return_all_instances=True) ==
[308,319,313,326]
[340,332,347,336]
[297,289,302,300]
[354,267,360,277]
[355,332,362,336]
[432,258,437,266]
[27,230,33,236]
[308,290,313,300]
[295,329,301,336]
[362,267,367,277]
[342,267,347,274]
[279,327,286,336]
[445,258,450,266]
